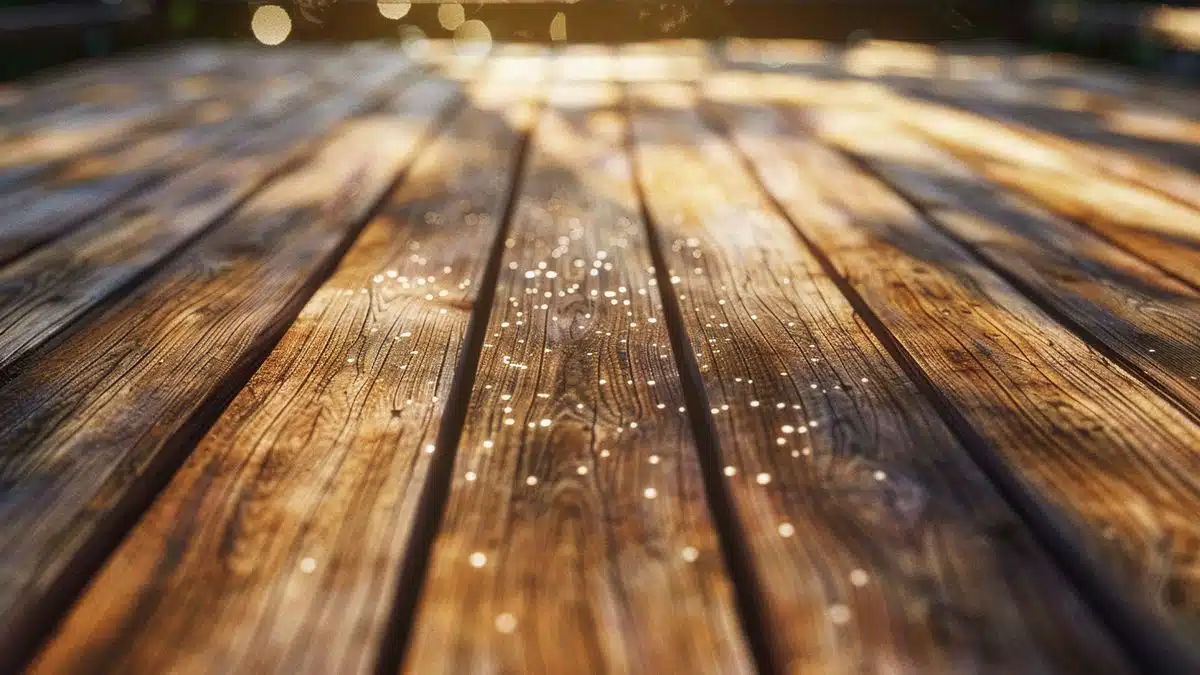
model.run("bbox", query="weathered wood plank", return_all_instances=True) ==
[0,49,320,195]
[711,84,1200,669]
[0,55,331,265]
[0,44,223,122]
[25,60,526,675]
[850,44,1200,217]
[0,76,460,673]
[791,105,1200,419]
[629,82,1133,675]
[402,72,754,674]
[874,100,1200,291]
[955,45,1200,123]
[722,41,1200,220]
[0,56,417,375]
[0,46,256,169]
[923,140,1200,290]
[716,41,1200,288]
[888,93,1200,212]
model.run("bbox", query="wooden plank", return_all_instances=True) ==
[0,55,416,375]
[710,85,1200,670]
[26,58,529,675]
[0,44,256,132]
[716,41,1200,287]
[916,136,1200,290]
[629,82,1133,674]
[990,43,1200,118]
[859,49,1200,215]
[722,41,1200,217]
[402,70,755,674]
[0,46,249,165]
[872,98,1200,291]
[886,93,1200,212]
[0,75,460,673]
[0,54,328,265]
[0,49,315,195]
[790,105,1200,419]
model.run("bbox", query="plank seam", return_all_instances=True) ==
[700,102,1200,675]
[624,92,783,675]
[837,149,1200,427]
[0,74,417,383]
[887,96,1200,295]
[0,75,326,267]
[0,90,467,675]
[372,104,539,675]
[0,171,169,268]
[1051,210,1200,296]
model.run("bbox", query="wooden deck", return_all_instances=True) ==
[0,39,1198,674]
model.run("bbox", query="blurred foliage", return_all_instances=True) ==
[168,0,197,32]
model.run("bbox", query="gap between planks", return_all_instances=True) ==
[701,90,1200,672]
[0,71,464,674]
[628,75,1135,674]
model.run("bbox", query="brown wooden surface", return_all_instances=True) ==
[835,40,1200,206]
[2,39,1200,675]
[631,82,1133,675]
[0,47,252,170]
[0,77,459,672]
[708,83,1200,666]
[0,53,331,265]
[24,64,522,675]
[884,102,1200,290]
[402,67,754,674]
[812,110,1200,419]
[0,56,415,374]
[0,49,273,190]
[828,42,1200,291]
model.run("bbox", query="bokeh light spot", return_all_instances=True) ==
[438,3,466,31]
[398,25,430,59]
[550,12,567,41]
[454,19,492,56]
[251,5,292,46]
[377,1,411,21]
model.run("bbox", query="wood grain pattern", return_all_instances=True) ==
[842,46,1200,291]
[25,63,526,675]
[0,49,328,195]
[0,77,459,673]
[0,46,254,171]
[0,56,416,375]
[0,53,332,265]
[715,92,1200,666]
[402,73,754,674]
[798,107,1200,420]
[882,101,1200,290]
[835,40,1200,210]
[630,81,1133,675]
[886,94,1200,210]
[719,41,1200,252]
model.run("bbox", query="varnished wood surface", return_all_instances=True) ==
[26,64,518,675]
[707,75,1199,669]
[0,53,334,263]
[0,74,458,671]
[631,82,1133,674]
[404,69,753,674]
[1,40,1199,674]
[0,53,414,374]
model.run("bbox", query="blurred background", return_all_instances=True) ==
[1,0,1198,81]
